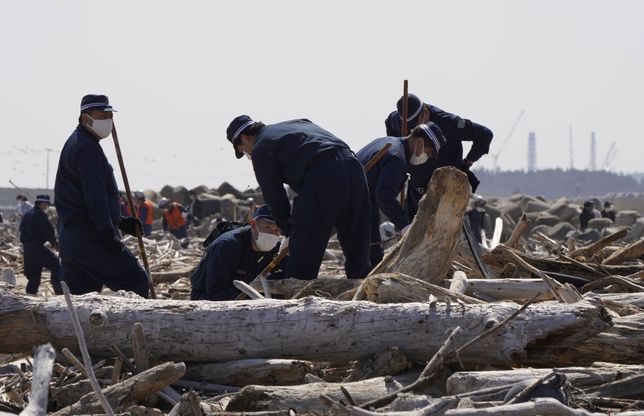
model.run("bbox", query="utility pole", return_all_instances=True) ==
[569,125,574,170]
[590,132,596,171]
[527,132,537,172]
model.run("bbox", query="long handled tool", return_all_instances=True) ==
[400,80,409,207]
[111,123,157,299]
[237,142,394,300]
[9,180,32,199]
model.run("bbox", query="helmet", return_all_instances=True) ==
[158,197,170,209]
[379,221,396,241]
[134,190,145,200]
[472,194,486,208]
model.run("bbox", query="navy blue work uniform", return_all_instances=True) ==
[191,226,284,300]
[252,120,371,279]
[54,125,149,297]
[465,209,488,244]
[356,137,410,266]
[385,103,493,219]
[19,207,62,295]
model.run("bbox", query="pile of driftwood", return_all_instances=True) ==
[1,167,643,415]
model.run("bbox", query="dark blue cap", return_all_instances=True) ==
[35,194,51,203]
[253,204,275,222]
[397,94,424,126]
[226,115,255,159]
[415,122,446,154]
[80,94,116,114]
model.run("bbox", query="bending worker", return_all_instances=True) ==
[54,94,149,297]
[226,115,371,280]
[158,197,188,239]
[191,205,285,300]
[385,94,493,219]
[357,123,446,266]
[134,191,154,237]
[19,194,62,295]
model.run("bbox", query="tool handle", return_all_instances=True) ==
[401,79,409,136]
[111,123,157,299]
[363,143,392,173]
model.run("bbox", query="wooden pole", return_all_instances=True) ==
[400,80,409,207]
[111,123,157,299]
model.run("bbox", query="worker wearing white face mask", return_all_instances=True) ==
[356,122,446,267]
[191,205,287,301]
[54,94,149,298]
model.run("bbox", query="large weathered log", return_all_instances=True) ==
[446,363,644,395]
[526,312,644,365]
[444,278,552,302]
[353,273,484,304]
[370,167,470,284]
[602,238,644,265]
[505,214,530,249]
[443,398,604,416]
[225,374,415,413]
[0,285,611,366]
[52,361,185,415]
[184,359,313,386]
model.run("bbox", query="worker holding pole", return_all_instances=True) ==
[385,93,494,220]
[54,95,150,298]
[226,115,371,280]
[356,122,446,266]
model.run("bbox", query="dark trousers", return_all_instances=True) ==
[142,224,152,237]
[289,155,371,280]
[59,225,149,298]
[23,243,61,295]
[170,225,188,239]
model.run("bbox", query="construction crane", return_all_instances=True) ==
[492,110,525,171]
[601,141,617,171]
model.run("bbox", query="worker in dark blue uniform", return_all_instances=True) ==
[357,123,446,266]
[19,194,62,295]
[465,195,491,244]
[191,205,286,300]
[226,115,371,280]
[54,94,149,298]
[385,94,493,219]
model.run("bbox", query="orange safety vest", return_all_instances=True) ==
[164,203,186,230]
[137,200,154,225]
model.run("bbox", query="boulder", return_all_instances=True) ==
[220,194,240,220]
[576,229,602,244]
[587,218,614,232]
[547,198,579,223]
[218,182,243,200]
[197,195,223,219]
[160,185,191,206]
[615,210,641,227]
[523,200,551,213]
[190,185,211,195]
[545,222,576,241]
[530,224,552,238]
[625,218,644,243]
[501,202,524,224]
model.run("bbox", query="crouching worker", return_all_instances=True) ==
[158,197,189,239]
[191,205,286,301]
[19,194,62,295]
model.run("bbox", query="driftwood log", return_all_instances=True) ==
[444,278,552,302]
[370,167,470,284]
[0,284,612,366]
[184,358,313,386]
[446,363,644,394]
[352,273,484,304]
[602,238,644,265]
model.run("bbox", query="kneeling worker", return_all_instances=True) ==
[357,123,446,266]
[191,205,285,301]
[19,194,62,295]
[158,198,189,238]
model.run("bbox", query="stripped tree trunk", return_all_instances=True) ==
[370,167,470,284]
[184,359,313,386]
[0,285,611,366]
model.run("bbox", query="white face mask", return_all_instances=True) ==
[409,141,429,165]
[243,151,252,160]
[255,231,279,251]
[88,117,113,139]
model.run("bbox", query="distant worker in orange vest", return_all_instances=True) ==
[134,191,154,237]
[118,191,131,217]
[158,197,188,238]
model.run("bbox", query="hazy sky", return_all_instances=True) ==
[1,0,642,192]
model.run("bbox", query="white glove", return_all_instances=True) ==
[401,225,411,236]
[281,237,290,250]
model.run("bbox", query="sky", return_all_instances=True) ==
[1,0,642,193]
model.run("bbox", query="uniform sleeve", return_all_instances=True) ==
[431,106,493,163]
[252,143,292,236]
[205,238,243,300]
[375,158,410,230]
[385,112,401,137]
[76,145,117,233]
[40,213,57,245]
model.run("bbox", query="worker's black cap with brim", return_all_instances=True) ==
[35,194,51,203]
[253,204,275,222]
[396,94,424,124]
[226,115,255,159]
[80,94,116,113]
[415,122,446,154]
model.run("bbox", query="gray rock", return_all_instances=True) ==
[576,229,602,244]
[625,218,644,243]
[523,200,551,213]
[615,210,641,227]
[587,218,614,231]
[547,198,579,223]
[546,222,576,240]
[160,185,191,205]
[217,182,243,199]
